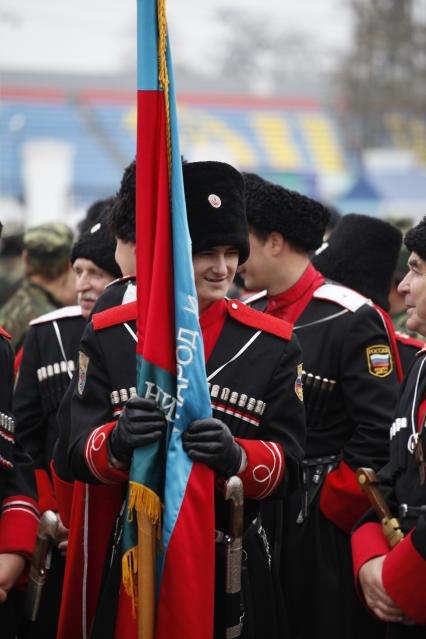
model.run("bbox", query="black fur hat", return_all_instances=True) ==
[312,213,402,310]
[404,216,426,262]
[78,197,114,236]
[243,172,330,252]
[109,160,136,243]
[71,208,121,279]
[183,161,249,264]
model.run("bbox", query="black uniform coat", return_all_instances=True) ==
[12,305,85,639]
[14,306,85,502]
[58,297,305,639]
[248,275,400,639]
[352,348,426,638]
[0,327,39,638]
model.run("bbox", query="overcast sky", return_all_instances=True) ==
[0,0,351,76]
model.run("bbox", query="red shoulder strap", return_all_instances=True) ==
[373,304,403,383]
[92,302,137,331]
[395,331,425,349]
[228,299,293,340]
[0,326,11,339]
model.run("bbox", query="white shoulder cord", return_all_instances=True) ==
[207,331,261,382]
[53,320,73,379]
[124,322,138,342]
[408,355,426,453]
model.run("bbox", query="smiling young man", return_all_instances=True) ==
[54,160,306,639]
[240,172,400,639]
[352,217,426,638]
[12,203,121,639]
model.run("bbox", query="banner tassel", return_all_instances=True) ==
[122,482,163,615]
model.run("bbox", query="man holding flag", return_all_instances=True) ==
[54,1,305,637]
[57,158,305,639]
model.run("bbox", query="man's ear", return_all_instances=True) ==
[269,232,285,257]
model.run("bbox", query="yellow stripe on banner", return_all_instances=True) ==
[300,114,344,173]
[252,112,301,170]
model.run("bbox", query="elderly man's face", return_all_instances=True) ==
[73,258,114,318]
[398,251,426,336]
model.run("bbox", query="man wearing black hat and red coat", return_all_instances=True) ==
[312,213,424,377]
[0,222,39,639]
[352,216,426,638]
[239,173,401,639]
[12,200,122,638]
[53,160,306,639]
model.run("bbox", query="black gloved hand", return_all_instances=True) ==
[182,418,242,477]
[109,396,166,464]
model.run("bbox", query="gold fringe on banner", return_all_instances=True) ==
[122,482,163,622]
[157,0,172,181]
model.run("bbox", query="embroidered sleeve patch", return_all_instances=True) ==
[366,345,393,378]
[295,363,304,401]
[78,351,90,395]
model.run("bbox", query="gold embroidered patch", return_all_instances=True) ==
[366,345,393,378]
[78,351,89,395]
[295,363,304,401]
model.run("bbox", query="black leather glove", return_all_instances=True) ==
[109,396,166,464]
[182,418,242,477]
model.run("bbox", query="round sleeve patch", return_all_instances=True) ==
[366,345,393,377]
[295,363,304,401]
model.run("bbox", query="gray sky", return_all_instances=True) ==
[0,0,350,75]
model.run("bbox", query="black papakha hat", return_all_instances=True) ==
[312,213,402,310]
[183,161,249,264]
[71,212,121,279]
[404,216,426,262]
[243,172,330,252]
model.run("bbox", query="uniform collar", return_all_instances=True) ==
[27,280,63,309]
[267,263,324,312]
[199,298,227,330]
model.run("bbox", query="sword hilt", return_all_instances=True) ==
[24,510,59,622]
[356,467,404,548]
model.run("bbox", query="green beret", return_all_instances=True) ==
[24,222,74,267]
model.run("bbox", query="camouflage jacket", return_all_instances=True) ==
[0,280,63,352]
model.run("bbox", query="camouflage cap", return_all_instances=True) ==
[23,222,74,267]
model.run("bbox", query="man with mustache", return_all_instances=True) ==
[12,201,121,639]
[352,216,426,638]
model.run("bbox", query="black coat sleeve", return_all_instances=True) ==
[340,304,399,471]
[13,326,46,468]
[67,323,118,483]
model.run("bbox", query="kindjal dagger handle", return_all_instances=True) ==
[224,476,244,639]
[356,467,404,548]
[24,510,59,622]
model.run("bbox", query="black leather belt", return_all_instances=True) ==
[297,454,341,524]
[215,515,261,544]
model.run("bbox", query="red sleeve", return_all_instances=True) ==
[35,468,57,513]
[320,460,371,533]
[14,346,23,377]
[382,531,426,624]
[351,522,389,584]
[234,438,285,499]
[0,495,39,557]
[51,462,74,529]
[84,422,129,484]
